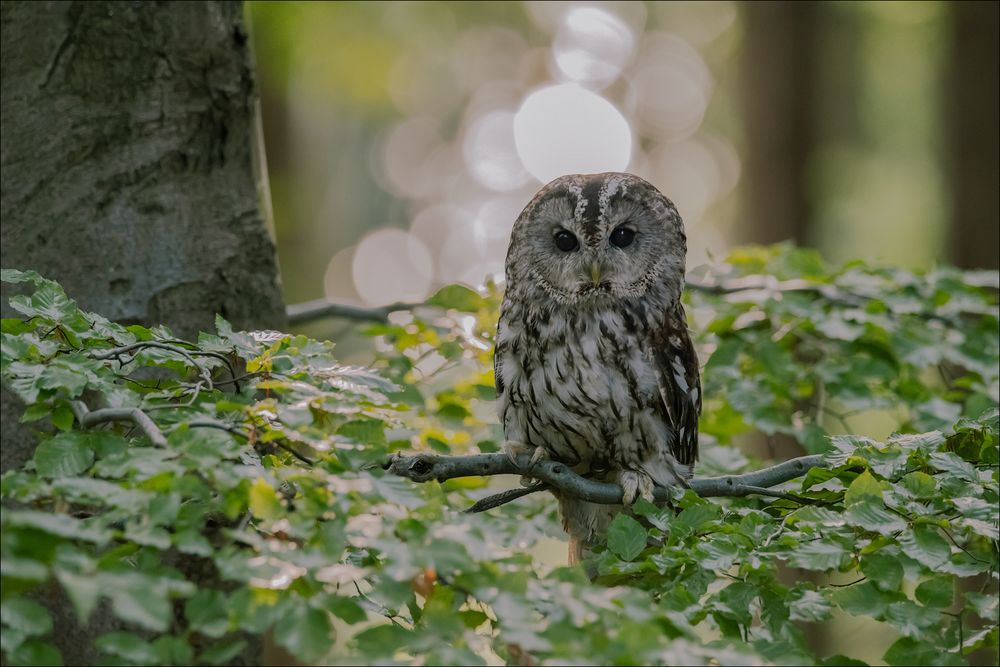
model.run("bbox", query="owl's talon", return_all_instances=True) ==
[502,440,531,467]
[528,446,549,470]
[502,440,548,472]
[620,471,655,506]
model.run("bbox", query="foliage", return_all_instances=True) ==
[1,246,998,666]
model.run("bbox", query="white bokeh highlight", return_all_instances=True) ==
[463,111,530,191]
[513,83,632,183]
[352,229,434,306]
[552,7,635,90]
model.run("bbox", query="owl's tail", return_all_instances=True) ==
[568,538,584,566]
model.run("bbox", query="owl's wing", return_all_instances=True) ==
[651,306,701,467]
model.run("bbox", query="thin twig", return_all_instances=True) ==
[70,401,168,447]
[90,341,214,390]
[277,442,315,466]
[143,382,204,411]
[156,339,242,391]
[383,452,826,505]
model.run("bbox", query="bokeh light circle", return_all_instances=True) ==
[513,83,632,183]
[462,111,530,191]
[352,228,434,306]
[552,7,635,89]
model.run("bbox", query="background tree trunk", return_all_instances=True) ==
[1,1,285,663]
[945,1,1000,271]
[739,1,820,246]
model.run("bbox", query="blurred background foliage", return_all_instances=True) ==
[246,0,998,325]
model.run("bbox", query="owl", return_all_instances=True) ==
[494,172,701,564]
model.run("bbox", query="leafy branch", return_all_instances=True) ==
[383,451,826,508]
[284,271,997,325]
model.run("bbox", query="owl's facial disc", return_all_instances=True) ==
[510,172,686,307]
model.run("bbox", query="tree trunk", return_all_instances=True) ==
[738,1,820,246]
[945,1,1000,271]
[1,1,285,663]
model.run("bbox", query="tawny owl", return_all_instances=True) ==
[494,172,701,564]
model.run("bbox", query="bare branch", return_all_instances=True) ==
[70,401,168,447]
[384,452,826,505]
[90,341,214,389]
[286,299,420,325]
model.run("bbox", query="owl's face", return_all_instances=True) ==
[506,173,687,307]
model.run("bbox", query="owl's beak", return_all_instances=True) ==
[589,261,602,286]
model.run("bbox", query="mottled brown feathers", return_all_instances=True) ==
[496,172,701,549]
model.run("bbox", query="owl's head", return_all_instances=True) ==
[505,172,687,308]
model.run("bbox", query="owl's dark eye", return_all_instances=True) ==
[610,226,636,248]
[554,229,579,252]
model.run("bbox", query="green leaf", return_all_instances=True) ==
[899,527,951,569]
[55,570,102,623]
[844,499,907,535]
[844,470,884,507]
[789,589,832,623]
[2,510,108,545]
[104,577,174,633]
[272,605,333,663]
[964,591,999,620]
[51,404,74,431]
[95,632,159,666]
[248,478,283,520]
[184,590,229,638]
[151,636,194,666]
[198,639,248,666]
[1,557,48,582]
[883,636,964,666]
[1,598,53,637]
[322,596,367,624]
[426,284,486,312]
[884,600,941,637]
[33,434,95,478]
[831,581,891,618]
[6,639,63,667]
[606,514,647,561]
[915,576,953,608]
[785,538,848,571]
[860,552,904,591]
[900,471,936,497]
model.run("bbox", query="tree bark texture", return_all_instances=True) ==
[1,2,283,663]
[945,1,1000,271]
[0,0,286,336]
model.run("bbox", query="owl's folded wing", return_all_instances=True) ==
[651,306,702,467]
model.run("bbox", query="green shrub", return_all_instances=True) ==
[1,246,997,665]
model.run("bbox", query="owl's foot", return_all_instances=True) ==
[502,440,548,470]
[620,470,656,506]
[502,440,548,487]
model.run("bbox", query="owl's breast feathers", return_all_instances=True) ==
[494,294,701,482]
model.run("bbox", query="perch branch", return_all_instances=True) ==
[70,401,168,447]
[384,452,826,506]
